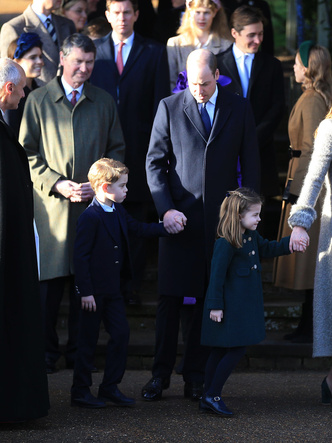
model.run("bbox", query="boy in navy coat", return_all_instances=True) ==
[71,158,174,408]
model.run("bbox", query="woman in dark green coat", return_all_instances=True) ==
[200,188,295,416]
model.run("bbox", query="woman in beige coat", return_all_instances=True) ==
[274,42,332,342]
[167,0,232,91]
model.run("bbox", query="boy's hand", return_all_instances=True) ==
[81,295,96,312]
[210,309,223,322]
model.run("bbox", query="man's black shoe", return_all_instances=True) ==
[98,386,135,406]
[71,392,106,409]
[141,377,170,401]
[184,382,204,401]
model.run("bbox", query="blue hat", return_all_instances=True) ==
[14,32,42,60]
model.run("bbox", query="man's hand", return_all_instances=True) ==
[52,180,94,202]
[163,209,187,234]
[81,295,96,312]
[290,226,310,253]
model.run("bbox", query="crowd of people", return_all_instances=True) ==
[0,0,331,423]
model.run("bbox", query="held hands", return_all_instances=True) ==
[289,226,310,253]
[52,180,95,202]
[210,309,223,322]
[163,209,187,234]
[81,295,96,312]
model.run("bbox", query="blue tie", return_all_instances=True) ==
[201,103,211,137]
[45,18,58,46]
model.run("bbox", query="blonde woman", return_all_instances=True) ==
[58,0,88,32]
[274,41,332,343]
[167,0,232,90]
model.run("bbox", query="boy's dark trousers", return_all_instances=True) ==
[71,292,129,396]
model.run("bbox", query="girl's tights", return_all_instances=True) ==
[204,346,246,397]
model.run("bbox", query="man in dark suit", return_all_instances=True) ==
[89,0,170,304]
[143,48,260,401]
[0,58,49,422]
[222,0,274,55]
[0,0,76,85]
[217,5,284,199]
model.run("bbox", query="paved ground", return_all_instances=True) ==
[1,369,332,442]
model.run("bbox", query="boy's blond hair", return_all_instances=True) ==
[88,158,129,192]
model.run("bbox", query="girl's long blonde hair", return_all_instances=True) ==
[299,44,332,109]
[217,188,263,248]
[177,0,231,45]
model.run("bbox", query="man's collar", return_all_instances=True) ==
[207,85,218,106]
[31,4,52,22]
[112,31,135,46]
[232,43,255,60]
[61,76,84,96]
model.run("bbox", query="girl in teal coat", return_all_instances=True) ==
[200,188,304,416]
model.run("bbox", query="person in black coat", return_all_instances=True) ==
[90,0,170,304]
[221,0,274,55]
[71,158,170,408]
[216,5,284,199]
[143,49,260,402]
[0,58,49,422]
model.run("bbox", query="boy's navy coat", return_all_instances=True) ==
[74,197,166,297]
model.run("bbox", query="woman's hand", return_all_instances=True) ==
[290,226,310,253]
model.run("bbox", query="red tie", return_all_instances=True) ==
[116,41,125,75]
[71,90,78,107]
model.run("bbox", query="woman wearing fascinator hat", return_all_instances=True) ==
[167,0,232,91]
[5,32,44,138]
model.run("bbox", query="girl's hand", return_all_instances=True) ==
[81,295,96,312]
[210,309,223,322]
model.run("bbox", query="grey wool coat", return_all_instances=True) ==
[201,231,290,348]
[19,77,125,281]
[289,118,332,357]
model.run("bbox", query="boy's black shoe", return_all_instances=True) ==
[71,392,106,409]
[98,386,135,406]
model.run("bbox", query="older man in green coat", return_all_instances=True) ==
[19,34,125,373]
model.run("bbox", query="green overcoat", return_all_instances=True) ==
[19,77,125,281]
[201,231,290,348]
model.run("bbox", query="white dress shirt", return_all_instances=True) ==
[61,76,84,103]
[198,86,218,127]
[112,32,135,67]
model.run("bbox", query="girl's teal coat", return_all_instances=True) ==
[201,231,290,348]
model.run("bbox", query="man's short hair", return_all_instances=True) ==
[0,58,22,89]
[106,0,139,12]
[187,49,218,76]
[61,33,96,58]
[88,158,129,192]
[230,5,266,33]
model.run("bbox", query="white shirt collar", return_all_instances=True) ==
[112,31,135,48]
[232,43,255,61]
[61,76,84,99]
[31,5,52,25]
[97,198,116,212]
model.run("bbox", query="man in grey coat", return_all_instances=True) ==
[19,33,125,373]
[143,49,260,401]
[0,0,76,85]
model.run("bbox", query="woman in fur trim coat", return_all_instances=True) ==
[289,107,332,405]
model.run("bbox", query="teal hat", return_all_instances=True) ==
[299,40,315,68]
